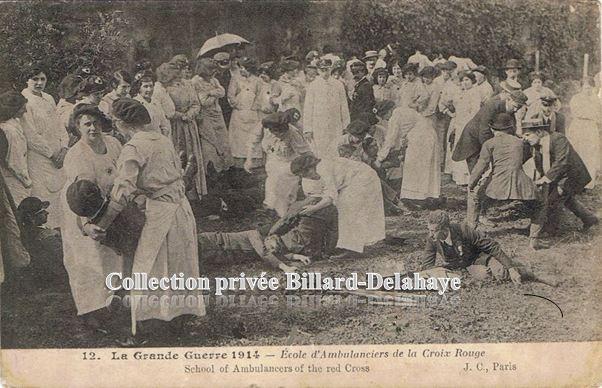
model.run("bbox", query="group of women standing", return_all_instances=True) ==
[1,47,601,338]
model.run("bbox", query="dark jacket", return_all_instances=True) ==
[269,197,338,259]
[349,77,375,121]
[215,69,233,117]
[469,132,538,200]
[421,222,513,270]
[539,132,591,195]
[22,226,69,286]
[452,96,510,162]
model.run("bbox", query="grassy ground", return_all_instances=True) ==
[1,175,600,349]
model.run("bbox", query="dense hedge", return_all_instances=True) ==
[0,0,598,95]
[340,0,600,84]
[0,2,131,94]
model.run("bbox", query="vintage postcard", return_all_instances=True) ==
[0,0,600,386]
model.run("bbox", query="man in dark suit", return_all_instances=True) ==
[421,210,523,284]
[348,60,375,121]
[528,94,566,134]
[452,89,528,172]
[467,114,542,236]
[213,52,234,127]
[522,126,599,248]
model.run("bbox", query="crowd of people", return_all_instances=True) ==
[0,40,600,339]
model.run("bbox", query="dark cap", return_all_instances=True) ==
[372,67,389,79]
[401,62,419,75]
[419,65,439,79]
[540,91,558,106]
[262,112,288,132]
[439,61,457,71]
[345,120,371,136]
[373,100,396,117]
[283,108,301,123]
[290,153,320,175]
[66,179,105,217]
[489,112,516,131]
[17,197,50,216]
[112,97,151,126]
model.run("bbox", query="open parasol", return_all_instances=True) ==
[197,33,250,58]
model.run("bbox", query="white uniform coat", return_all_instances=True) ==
[315,157,385,252]
[303,76,350,158]
[21,89,69,227]
[61,135,124,315]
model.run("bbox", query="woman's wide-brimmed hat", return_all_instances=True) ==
[363,50,378,61]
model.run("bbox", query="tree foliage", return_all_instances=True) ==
[341,0,600,83]
[0,1,132,94]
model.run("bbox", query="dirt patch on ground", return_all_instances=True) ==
[2,178,601,348]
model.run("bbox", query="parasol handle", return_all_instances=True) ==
[535,50,539,72]
[583,53,589,81]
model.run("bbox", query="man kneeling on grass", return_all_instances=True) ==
[420,210,523,284]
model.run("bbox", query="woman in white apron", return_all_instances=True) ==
[246,109,311,216]
[566,78,602,189]
[21,65,70,227]
[0,92,31,205]
[228,57,262,166]
[61,104,124,329]
[399,66,440,201]
[109,98,204,331]
[290,153,385,254]
[446,71,482,186]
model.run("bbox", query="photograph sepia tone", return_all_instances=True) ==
[0,0,600,386]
